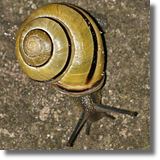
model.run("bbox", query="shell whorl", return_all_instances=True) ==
[15,4,105,96]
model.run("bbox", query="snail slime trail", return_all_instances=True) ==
[15,3,138,147]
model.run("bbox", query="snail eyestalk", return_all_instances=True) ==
[66,112,89,147]
[95,104,138,117]
[66,93,138,147]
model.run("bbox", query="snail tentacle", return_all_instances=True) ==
[85,113,115,136]
[102,112,116,120]
[66,111,89,147]
[94,104,138,117]
[86,121,91,135]
[67,92,138,146]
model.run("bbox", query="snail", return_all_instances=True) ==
[15,3,138,147]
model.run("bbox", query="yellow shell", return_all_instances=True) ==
[15,3,105,96]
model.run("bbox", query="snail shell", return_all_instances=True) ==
[15,3,105,96]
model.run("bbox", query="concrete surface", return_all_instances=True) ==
[0,0,150,150]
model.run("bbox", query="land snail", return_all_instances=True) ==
[15,3,138,147]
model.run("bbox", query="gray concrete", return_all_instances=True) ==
[0,0,150,150]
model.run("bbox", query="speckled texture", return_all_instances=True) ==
[0,0,150,150]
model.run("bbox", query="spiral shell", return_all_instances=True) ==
[15,3,105,96]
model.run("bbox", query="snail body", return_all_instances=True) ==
[15,3,137,147]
